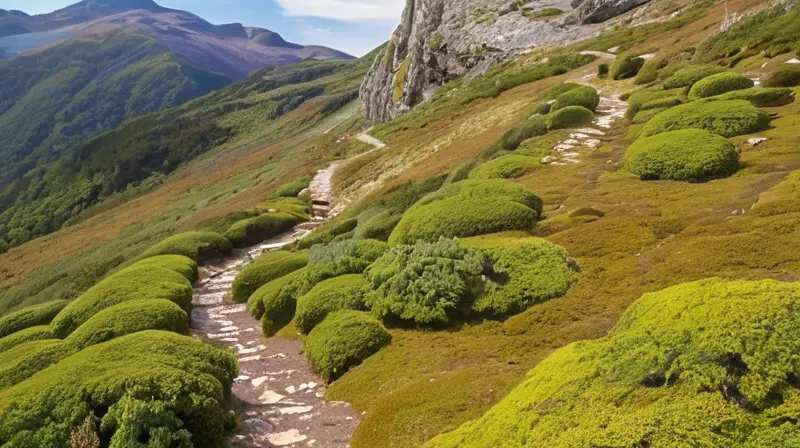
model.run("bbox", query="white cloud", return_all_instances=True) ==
[275,0,405,21]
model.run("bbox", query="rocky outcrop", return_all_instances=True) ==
[360,0,654,124]
[569,0,654,24]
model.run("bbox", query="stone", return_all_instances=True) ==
[569,0,654,24]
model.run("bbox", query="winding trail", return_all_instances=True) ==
[190,132,387,447]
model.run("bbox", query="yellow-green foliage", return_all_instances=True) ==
[274,176,311,198]
[551,85,600,112]
[500,115,548,150]
[625,129,740,181]
[662,65,727,89]
[0,300,68,338]
[640,96,684,111]
[464,236,579,316]
[632,107,668,124]
[469,155,542,180]
[703,87,795,107]
[140,231,233,262]
[131,254,200,284]
[688,72,754,100]
[295,274,370,334]
[0,340,72,390]
[305,311,391,383]
[546,105,595,130]
[355,211,403,241]
[299,218,359,249]
[393,58,411,102]
[0,331,237,447]
[425,279,800,448]
[389,180,543,245]
[610,55,644,80]
[639,100,770,138]
[634,59,660,85]
[625,88,685,119]
[224,212,303,247]
[253,269,305,336]
[0,326,54,354]
[232,250,308,303]
[763,65,800,87]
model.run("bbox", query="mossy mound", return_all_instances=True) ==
[0,331,236,447]
[131,254,200,283]
[763,64,800,87]
[662,65,727,89]
[232,250,308,303]
[305,311,391,383]
[640,96,684,111]
[355,211,403,241]
[639,100,770,138]
[625,88,685,119]
[551,85,600,113]
[389,180,543,245]
[468,155,541,180]
[0,326,54,354]
[688,72,754,100]
[425,278,800,448]
[141,231,233,262]
[275,176,311,198]
[610,55,644,80]
[0,339,73,390]
[463,236,579,316]
[295,274,370,334]
[224,212,303,247]
[632,107,668,124]
[500,115,548,150]
[0,300,68,339]
[299,218,359,249]
[625,129,740,181]
[634,59,659,84]
[704,87,796,107]
[546,106,595,130]
[255,269,306,337]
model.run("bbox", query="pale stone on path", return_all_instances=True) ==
[259,390,286,405]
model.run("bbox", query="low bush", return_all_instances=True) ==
[625,129,740,181]
[763,64,800,87]
[141,231,233,262]
[305,311,392,383]
[232,250,308,303]
[355,211,403,241]
[688,72,754,99]
[464,236,579,316]
[0,331,237,447]
[631,107,668,124]
[551,85,600,112]
[390,180,543,245]
[597,63,609,77]
[639,100,770,138]
[299,218,359,249]
[254,270,306,336]
[0,300,68,338]
[224,212,303,247]
[546,106,595,130]
[468,155,541,180]
[295,274,370,334]
[131,254,200,283]
[537,83,582,102]
[662,65,727,89]
[248,268,304,319]
[634,59,659,85]
[625,88,685,119]
[610,55,645,80]
[0,340,73,390]
[365,238,485,325]
[425,279,800,448]
[640,96,684,111]
[0,326,55,354]
[500,115,548,150]
[253,197,312,219]
[703,87,795,107]
[274,176,311,198]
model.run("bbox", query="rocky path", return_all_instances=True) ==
[191,163,359,447]
[355,128,387,149]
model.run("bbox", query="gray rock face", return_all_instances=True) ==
[360,0,653,124]
[570,0,654,24]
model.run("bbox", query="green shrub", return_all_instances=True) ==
[274,176,311,198]
[0,326,55,354]
[248,268,304,319]
[131,255,199,283]
[253,197,312,219]
[639,100,770,138]
[232,250,308,303]
[625,129,740,181]
[703,87,795,107]
[141,231,233,262]
[305,311,391,383]
[610,55,645,80]
[534,102,552,115]
[425,279,800,448]
[299,218,359,249]
[662,65,727,89]
[634,59,660,85]
[640,96,684,111]
[66,299,189,350]
[632,107,668,124]
[763,65,800,87]
[688,72,754,99]
[51,265,193,338]
[296,274,370,334]
[597,63,609,77]
[355,211,403,241]
[0,339,73,390]
[625,88,685,119]
[0,300,68,338]
[469,155,542,180]
[546,106,595,130]
[224,212,303,247]
[365,238,485,325]
[253,269,305,336]
[537,83,582,102]
[390,180,543,245]
[0,331,237,447]
[463,236,579,316]
[551,85,600,112]
[500,115,548,150]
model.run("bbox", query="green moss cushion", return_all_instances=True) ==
[257,270,306,337]
[305,311,391,383]
[663,65,727,89]
[639,100,770,138]
[224,212,303,247]
[0,326,55,354]
[469,155,542,180]
[763,65,800,87]
[546,105,595,130]
[141,231,233,262]
[295,274,370,334]
[232,250,308,303]
[0,300,68,338]
[704,87,796,107]
[610,55,644,80]
[625,129,740,181]
[131,254,199,283]
[688,72,754,100]
[355,211,403,241]
[551,85,600,112]
[425,278,800,448]
[0,339,73,390]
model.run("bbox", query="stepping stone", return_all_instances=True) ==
[259,390,286,405]
[265,429,308,446]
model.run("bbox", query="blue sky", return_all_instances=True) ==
[0,0,403,56]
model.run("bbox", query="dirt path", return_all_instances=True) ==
[191,164,359,447]
[355,128,387,149]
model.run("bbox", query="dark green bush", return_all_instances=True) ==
[546,106,595,130]
[688,72,754,99]
[662,65,727,89]
[639,100,771,138]
[0,326,54,354]
[469,155,541,180]
[0,331,237,447]
[534,102,552,115]
[131,254,200,283]
[634,59,660,85]
[248,269,304,319]
[537,83,582,102]
[500,115,548,150]
[703,87,795,107]
[610,55,645,80]
[625,129,740,181]
[625,88,685,119]
[232,250,308,303]
[597,63,609,77]
[640,96,684,111]
[551,85,600,112]
[763,65,800,87]
[365,238,485,325]
[224,212,303,247]
[141,231,233,262]
[305,311,391,383]
[355,211,403,241]
[0,300,68,338]
[298,218,359,249]
[274,176,311,198]
[295,274,370,334]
